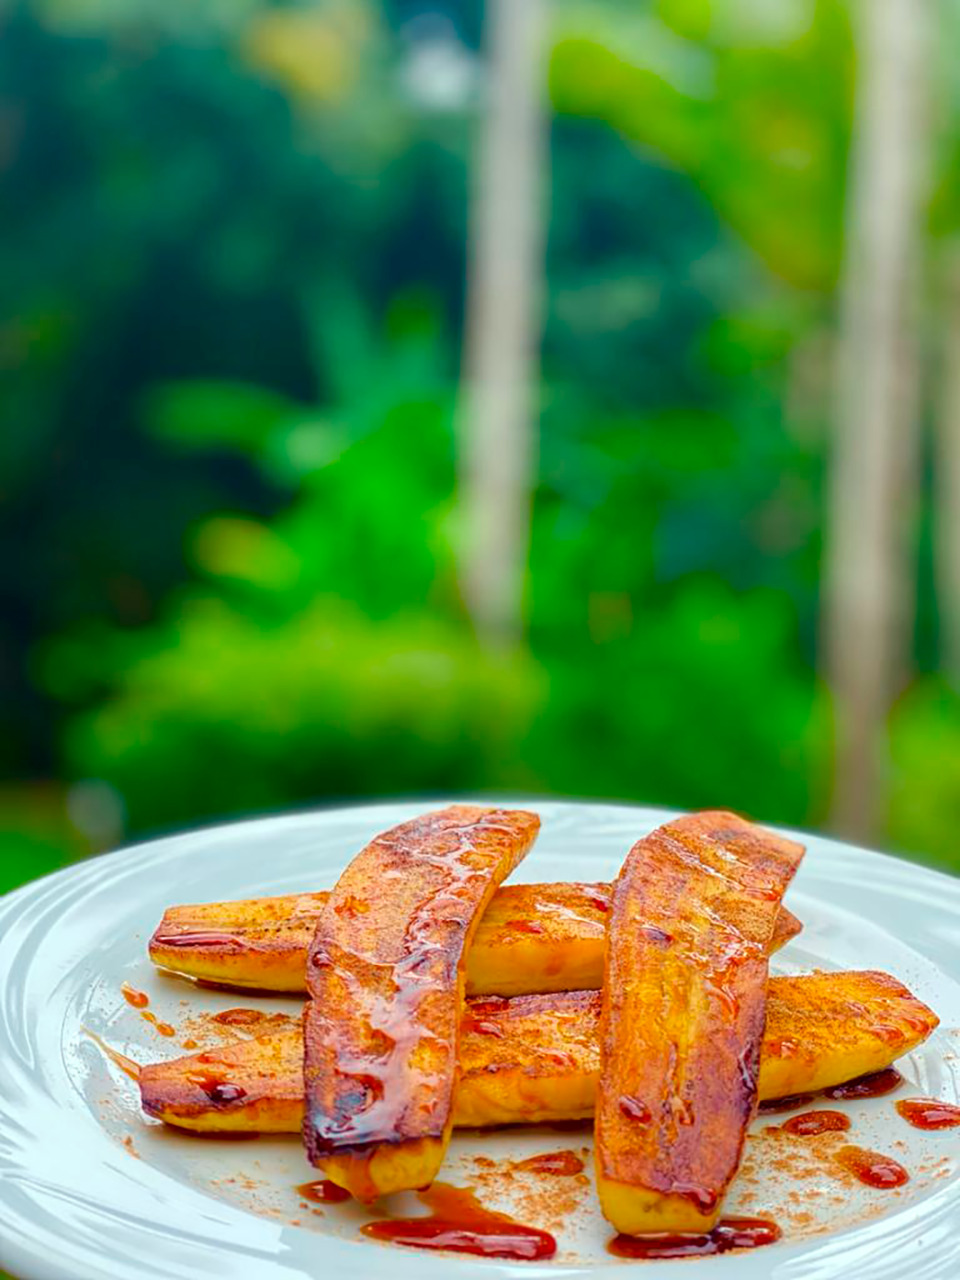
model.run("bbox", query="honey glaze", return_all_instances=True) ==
[361,1182,556,1260]
[119,982,176,1035]
[304,809,540,1171]
[823,1068,903,1100]
[141,1010,177,1037]
[836,1145,909,1189]
[895,1098,960,1129]
[608,1217,781,1260]
[514,1149,585,1176]
[120,983,150,1009]
[297,1179,352,1204]
[781,1109,851,1137]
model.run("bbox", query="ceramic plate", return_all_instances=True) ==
[2,800,960,1279]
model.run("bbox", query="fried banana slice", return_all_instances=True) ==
[140,971,938,1134]
[303,805,540,1199]
[596,812,804,1235]
[149,885,802,996]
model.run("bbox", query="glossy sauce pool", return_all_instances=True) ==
[836,1145,910,1189]
[758,1093,815,1115]
[823,1068,903,1100]
[362,1182,556,1261]
[895,1098,960,1129]
[780,1109,851,1137]
[297,1179,352,1204]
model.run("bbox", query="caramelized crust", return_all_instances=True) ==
[150,892,332,992]
[302,805,539,1198]
[139,971,938,1134]
[596,812,805,1234]
[149,885,802,995]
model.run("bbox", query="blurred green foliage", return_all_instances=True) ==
[2,0,958,896]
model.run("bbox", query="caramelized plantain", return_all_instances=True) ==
[302,805,540,1199]
[150,892,331,993]
[596,812,804,1235]
[149,884,802,995]
[140,971,938,1135]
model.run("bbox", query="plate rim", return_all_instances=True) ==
[2,796,960,1280]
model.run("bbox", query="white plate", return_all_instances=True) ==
[2,800,960,1279]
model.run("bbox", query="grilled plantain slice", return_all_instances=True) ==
[302,805,540,1199]
[596,812,805,1235]
[149,884,802,996]
[140,971,938,1135]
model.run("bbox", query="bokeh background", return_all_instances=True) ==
[4,0,959,896]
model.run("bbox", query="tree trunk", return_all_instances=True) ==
[459,0,545,647]
[825,0,930,840]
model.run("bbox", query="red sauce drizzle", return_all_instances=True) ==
[466,996,511,1017]
[121,983,150,1009]
[896,1098,960,1130]
[758,1093,815,1115]
[185,1071,248,1105]
[463,1018,505,1038]
[297,1179,352,1204]
[583,888,610,913]
[823,1068,903,1100]
[836,1145,909,1189]
[152,931,244,951]
[515,1150,585,1175]
[544,1050,575,1068]
[781,1109,850,1137]
[361,1182,556,1260]
[608,1217,781,1259]
[505,919,545,935]
[619,1094,652,1123]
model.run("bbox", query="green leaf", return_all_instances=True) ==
[143,379,301,456]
